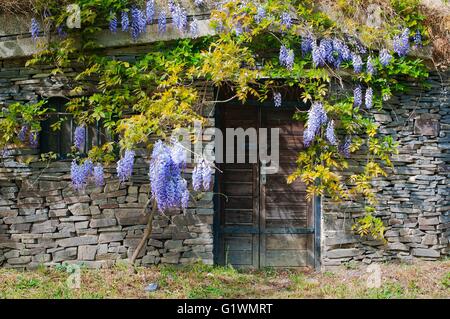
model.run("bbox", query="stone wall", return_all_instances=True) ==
[322,71,450,267]
[0,40,449,269]
[0,166,214,269]
[0,50,216,269]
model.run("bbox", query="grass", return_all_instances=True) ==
[0,260,448,299]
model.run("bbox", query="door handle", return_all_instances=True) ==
[260,160,267,185]
[261,173,267,185]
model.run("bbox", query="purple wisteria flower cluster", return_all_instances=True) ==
[93,164,105,187]
[149,140,190,212]
[326,120,338,146]
[70,159,105,190]
[274,92,282,108]
[319,38,334,65]
[280,12,292,30]
[310,37,352,68]
[393,28,410,57]
[339,136,352,158]
[379,49,393,67]
[190,19,199,37]
[131,7,147,41]
[352,54,363,73]
[71,159,93,191]
[304,102,328,147]
[109,12,118,33]
[171,3,188,32]
[117,149,135,183]
[18,125,28,143]
[109,0,200,40]
[192,160,213,192]
[279,45,294,70]
[413,30,422,46]
[354,85,374,109]
[74,126,85,152]
[121,11,130,32]
[146,0,155,24]
[255,6,266,23]
[365,87,373,109]
[17,125,38,147]
[30,18,40,41]
[158,11,167,33]
[301,36,314,56]
[367,56,375,75]
[29,131,39,148]
[312,42,323,67]
[354,85,363,107]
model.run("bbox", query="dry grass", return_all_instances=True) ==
[0,0,37,13]
[0,260,448,299]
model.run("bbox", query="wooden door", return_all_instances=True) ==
[259,108,314,267]
[217,104,260,267]
[217,103,315,268]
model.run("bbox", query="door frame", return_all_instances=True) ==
[212,98,322,270]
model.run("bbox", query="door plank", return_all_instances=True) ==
[265,250,309,267]
[266,234,309,250]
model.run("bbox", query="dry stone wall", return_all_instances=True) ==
[322,71,450,267]
[0,51,216,269]
[0,167,215,269]
[0,41,449,269]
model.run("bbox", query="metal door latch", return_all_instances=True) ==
[260,160,267,185]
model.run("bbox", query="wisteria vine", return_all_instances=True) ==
[2,0,431,241]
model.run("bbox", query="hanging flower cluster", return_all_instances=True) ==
[158,11,167,33]
[149,140,190,212]
[121,11,130,32]
[303,102,328,147]
[16,125,39,148]
[190,19,199,37]
[93,164,105,187]
[30,18,40,41]
[109,12,118,33]
[354,85,374,109]
[273,92,282,108]
[301,36,313,56]
[192,160,213,192]
[71,159,105,190]
[117,149,135,183]
[171,3,188,32]
[74,126,85,152]
[326,120,338,146]
[365,87,373,109]
[413,30,422,47]
[367,56,375,75]
[146,0,155,24]
[104,1,194,40]
[352,54,363,73]
[255,6,266,23]
[29,131,39,148]
[131,6,147,41]
[310,37,353,68]
[279,45,294,70]
[280,12,292,30]
[354,85,363,107]
[18,125,28,143]
[393,28,410,57]
[379,49,392,67]
[339,136,352,158]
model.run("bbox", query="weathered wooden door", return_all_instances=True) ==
[216,103,316,268]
